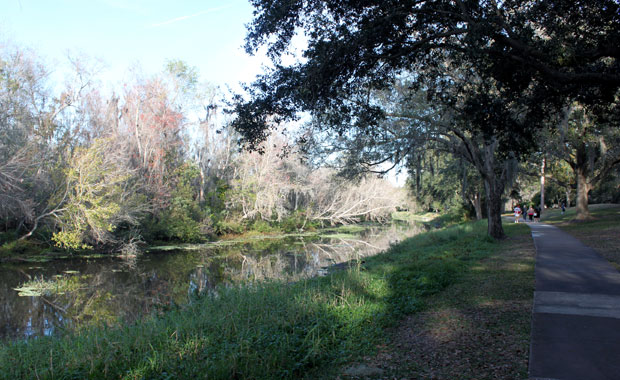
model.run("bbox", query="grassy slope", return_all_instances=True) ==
[346,222,534,379]
[0,220,534,380]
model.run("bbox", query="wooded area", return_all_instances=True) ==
[0,47,407,254]
[233,0,620,239]
[1,0,619,254]
[1,1,620,378]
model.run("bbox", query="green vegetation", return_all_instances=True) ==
[0,44,407,258]
[392,211,438,223]
[393,209,473,230]
[0,239,47,260]
[0,219,525,379]
[232,0,620,240]
[13,274,86,297]
[348,222,534,379]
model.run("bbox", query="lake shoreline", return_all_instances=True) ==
[0,222,420,342]
[0,221,411,264]
[0,218,510,379]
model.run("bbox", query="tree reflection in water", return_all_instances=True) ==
[0,223,420,341]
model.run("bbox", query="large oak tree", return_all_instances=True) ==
[232,0,620,238]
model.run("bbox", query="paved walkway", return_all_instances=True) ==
[528,223,620,380]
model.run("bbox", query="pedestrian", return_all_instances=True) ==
[527,206,535,222]
[534,206,540,222]
[514,205,522,223]
[561,201,566,214]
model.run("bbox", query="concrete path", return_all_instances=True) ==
[528,223,620,380]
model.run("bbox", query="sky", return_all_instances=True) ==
[1,0,268,90]
[1,0,407,186]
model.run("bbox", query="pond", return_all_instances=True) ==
[0,223,421,341]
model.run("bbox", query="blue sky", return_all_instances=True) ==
[2,0,407,185]
[1,0,267,90]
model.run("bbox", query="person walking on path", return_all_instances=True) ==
[514,205,522,223]
[528,223,620,380]
[561,201,566,214]
[527,206,535,222]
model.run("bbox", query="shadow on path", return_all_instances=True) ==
[528,223,620,380]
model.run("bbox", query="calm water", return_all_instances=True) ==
[0,224,420,341]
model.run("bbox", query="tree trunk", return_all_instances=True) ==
[478,140,506,239]
[484,177,506,239]
[199,164,205,203]
[540,157,545,214]
[451,132,506,239]
[575,167,591,219]
[415,156,421,197]
[471,192,483,220]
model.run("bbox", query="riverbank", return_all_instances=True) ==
[0,218,532,379]
[0,216,422,263]
[343,222,535,379]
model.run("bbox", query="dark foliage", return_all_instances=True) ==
[233,0,620,149]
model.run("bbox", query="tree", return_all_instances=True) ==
[414,151,485,220]
[306,170,408,225]
[117,73,185,208]
[226,136,293,222]
[294,72,523,238]
[547,103,620,219]
[51,139,145,250]
[151,163,205,242]
[222,134,407,227]
[232,0,620,239]
[0,45,97,236]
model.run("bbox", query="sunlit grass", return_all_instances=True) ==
[541,203,620,225]
[364,222,534,379]
[392,211,439,223]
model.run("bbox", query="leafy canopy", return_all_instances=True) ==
[233,0,620,148]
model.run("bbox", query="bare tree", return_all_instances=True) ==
[307,170,407,225]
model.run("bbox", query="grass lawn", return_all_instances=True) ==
[341,222,534,379]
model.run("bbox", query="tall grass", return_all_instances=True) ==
[0,220,498,379]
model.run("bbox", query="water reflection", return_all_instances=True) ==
[0,224,419,341]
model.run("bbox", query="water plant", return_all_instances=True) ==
[13,274,86,297]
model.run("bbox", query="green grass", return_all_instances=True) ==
[392,211,439,223]
[0,220,514,380]
[359,222,534,379]
[542,203,620,226]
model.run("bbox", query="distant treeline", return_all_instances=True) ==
[0,45,408,254]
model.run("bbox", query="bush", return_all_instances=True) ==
[249,219,280,234]
[280,211,312,232]
[0,238,43,257]
[0,231,18,245]
[147,164,206,243]
[214,220,245,235]
[155,211,203,242]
